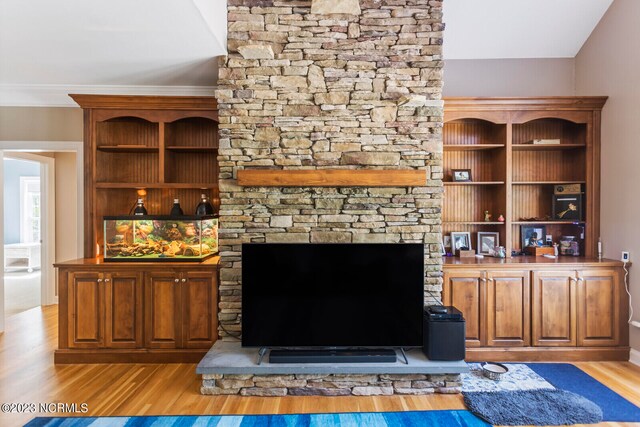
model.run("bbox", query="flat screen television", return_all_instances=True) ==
[242,243,424,348]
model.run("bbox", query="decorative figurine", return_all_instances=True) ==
[498,214,505,222]
[484,210,492,222]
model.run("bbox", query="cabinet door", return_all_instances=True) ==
[532,270,577,347]
[68,272,104,348]
[577,269,620,346]
[443,270,485,347]
[104,272,143,349]
[486,270,530,347]
[145,271,181,348]
[181,271,218,348]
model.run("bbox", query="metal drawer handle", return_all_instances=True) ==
[174,279,180,283]
[97,278,103,282]
[104,278,110,282]
[181,278,187,282]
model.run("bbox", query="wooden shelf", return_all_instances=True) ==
[97,145,158,153]
[513,221,586,225]
[513,181,586,185]
[237,169,426,187]
[166,146,218,152]
[443,98,604,258]
[444,144,505,151]
[444,221,505,225]
[513,144,585,151]
[444,181,505,186]
[96,183,218,189]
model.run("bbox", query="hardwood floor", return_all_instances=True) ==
[0,305,639,427]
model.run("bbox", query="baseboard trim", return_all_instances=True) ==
[630,348,640,366]
[465,346,630,362]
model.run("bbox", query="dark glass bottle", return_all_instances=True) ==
[133,198,147,216]
[169,198,184,217]
[195,193,214,216]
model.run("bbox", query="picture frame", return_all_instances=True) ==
[521,225,547,248]
[451,232,472,254]
[552,194,583,221]
[443,235,452,249]
[477,232,499,255]
[451,169,472,182]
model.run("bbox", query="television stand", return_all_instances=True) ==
[267,348,398,364]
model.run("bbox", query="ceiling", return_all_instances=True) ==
[0,0,613,106]
[0,0,227,106]
[443,0,613,60]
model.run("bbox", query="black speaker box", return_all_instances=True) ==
[423,306,466,361]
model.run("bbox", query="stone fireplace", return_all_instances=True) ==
[216,0,445,339]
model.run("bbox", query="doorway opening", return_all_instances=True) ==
[3,157,42,316]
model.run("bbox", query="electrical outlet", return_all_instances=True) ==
[622,251,630,262]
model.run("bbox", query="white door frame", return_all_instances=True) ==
[0,141,83,333]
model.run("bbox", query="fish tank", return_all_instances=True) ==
[103,215,218,262]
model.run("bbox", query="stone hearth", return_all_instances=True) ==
[198,342,466,396]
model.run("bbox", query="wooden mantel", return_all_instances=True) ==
[236,169,427,187]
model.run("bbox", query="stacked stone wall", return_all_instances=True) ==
[201,373,461,396]
[217,0,445,338]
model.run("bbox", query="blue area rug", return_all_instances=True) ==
[528,363,640,422]
[25,410,490,427]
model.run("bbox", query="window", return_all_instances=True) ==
[20,176,41,243]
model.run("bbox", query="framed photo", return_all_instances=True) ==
[478,232,499,255]
[521,225,546,248]
[552,194,583,221]
[451,232,472,254]
[451,169,472,182]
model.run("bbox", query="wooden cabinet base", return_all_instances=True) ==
[464,346,630,362]
[54,348,210,364]
[55,257,219,364]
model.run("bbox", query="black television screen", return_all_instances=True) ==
[242,243,424,348]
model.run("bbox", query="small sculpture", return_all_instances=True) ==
[484,210,492,222]
[498,214,505,222]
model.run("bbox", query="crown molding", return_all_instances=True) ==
[0,84,217,108]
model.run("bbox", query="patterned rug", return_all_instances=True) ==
[462,363,554,392]
[462,363,640,423]
[25,410,490,426]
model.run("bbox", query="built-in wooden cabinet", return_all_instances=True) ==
[68,272,103,349]
[55,95,221,364]
[56,257,219,363]
[444,268,531,348]
[144,270,218,350]
[104,272,144,349]
[443,98,607,258]
[531,270,577,347]
[577,269,620,346]
[443,270,484,347]
[68,271,144,350]
[182,271,218,349]
[486,270,530,347]
[443,258,629,361]
[70,94,219,258]
[145,271,182,349]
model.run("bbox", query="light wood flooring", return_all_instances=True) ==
[0,306,639,427]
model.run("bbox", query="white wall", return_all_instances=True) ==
[575,0,640,352]
[53,152,77,263]
[443,58,576,97]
